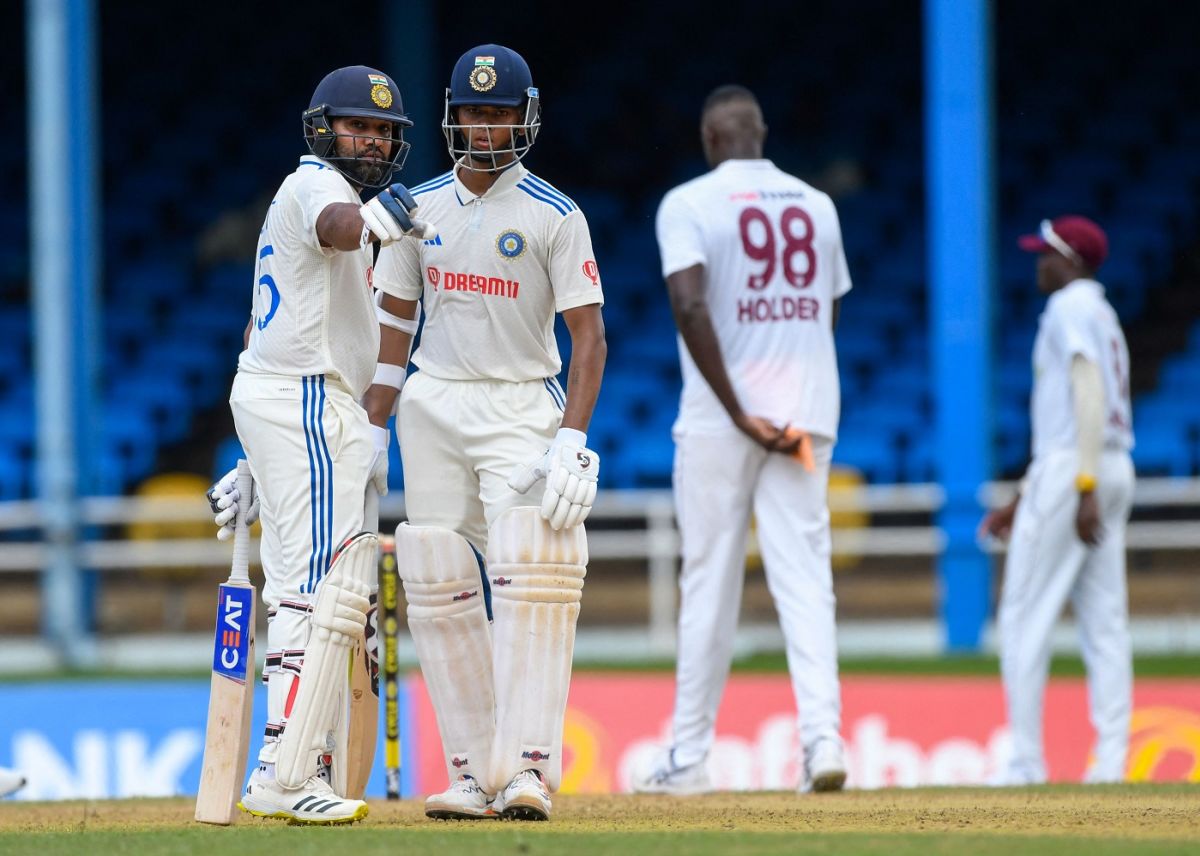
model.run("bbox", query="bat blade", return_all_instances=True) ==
[345,627,379,799]
[194,581,256,824]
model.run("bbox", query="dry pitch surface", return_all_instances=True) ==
[0,786,1197,855]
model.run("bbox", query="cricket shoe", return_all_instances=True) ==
[425,775,497,820]
[630,748,712,795]
[0,767,26,798]
[239,766,368,825]
[799,739,847,794]
[493,769,551,821]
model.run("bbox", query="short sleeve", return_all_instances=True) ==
[374,237,424,301]
[655,190,706,278]
[1047,291,1102,363]
[290,166,358,256]
[549,210,605,312]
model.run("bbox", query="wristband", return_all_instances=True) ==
[369,424,390,451]
[372,362,407,390]
[1075,473,1097,493]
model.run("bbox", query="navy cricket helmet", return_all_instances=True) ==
[442,44,541,171]
[303,65,413,190]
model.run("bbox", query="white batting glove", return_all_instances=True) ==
[368,424,390,496]
[207,467,259,542]
[507,427,600,530]
[359,182,438,246]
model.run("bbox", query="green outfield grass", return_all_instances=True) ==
[1,829,1197,856]
[0,788,1196,856]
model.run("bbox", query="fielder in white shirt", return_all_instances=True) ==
[980,215,1135,785]
[364,44,606,822]
[205,65,433,824]
[633,85,850,795]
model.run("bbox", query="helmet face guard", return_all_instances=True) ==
[302,66,414,190]
[304,107,411,190]
[441,87,541,172]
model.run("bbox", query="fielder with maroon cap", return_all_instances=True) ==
[980,215,1135,785]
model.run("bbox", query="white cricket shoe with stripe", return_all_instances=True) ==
[799,739,847,793]
[0,766,26,798]
[425,774,497,820]
[239,765,368,825]
[631,748,712,795]
[493,769,551,821]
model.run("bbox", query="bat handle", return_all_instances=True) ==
[364,485,380,535]
[231,459,253,583]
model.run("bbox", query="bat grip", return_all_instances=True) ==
[231,459,253,583]
[364,485,380,534]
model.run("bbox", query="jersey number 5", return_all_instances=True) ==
[738,206,817,291]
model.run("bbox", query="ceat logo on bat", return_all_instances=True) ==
[582,260,600,286]
[212,584,253,683]
[427,266,440,288]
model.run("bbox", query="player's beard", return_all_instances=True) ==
[350,156,389,188]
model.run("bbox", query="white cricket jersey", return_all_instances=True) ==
[656,159,852,438]
[238,155,378,398]
[374,161,604,382]
[1030,278,1134,459]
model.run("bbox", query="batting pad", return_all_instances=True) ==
[486,506,587,793]
[275,531,376,790]
[395,522,496,786]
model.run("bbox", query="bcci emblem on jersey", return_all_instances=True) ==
[496,229,527,260]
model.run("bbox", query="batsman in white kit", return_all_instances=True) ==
[633,85,849,795]
[206,65,434,824]
[364,44,606,822]
[980,215,1135,785]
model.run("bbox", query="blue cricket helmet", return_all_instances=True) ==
[442,45,541,171]
[303,65,413,189]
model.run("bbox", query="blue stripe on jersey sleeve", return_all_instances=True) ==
[412,176,454,196]
[523,174,576,211]
[517,181,571,216]
[409,171,453,193]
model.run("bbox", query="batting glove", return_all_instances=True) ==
[507,427,600,530]
[359,182,438,246]
[368,424,390,496]
[207,466,259,542]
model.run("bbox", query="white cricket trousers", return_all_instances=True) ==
[398,371,563,552]
[670,428,842,768]
[231,370,374,765]
[998,447,1134,783]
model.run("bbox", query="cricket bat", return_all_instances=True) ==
[379,536,401,799]
[194,459,257,825]
[345,486,381,799]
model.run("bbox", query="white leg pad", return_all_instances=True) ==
[275,532,376,790]
[487,506,587,793]
[396,522,496,787]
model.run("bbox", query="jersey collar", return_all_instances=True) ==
[715,158,775,172]
[451,160,528,205]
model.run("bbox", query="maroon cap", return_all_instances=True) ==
[1018,215,1108,271]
